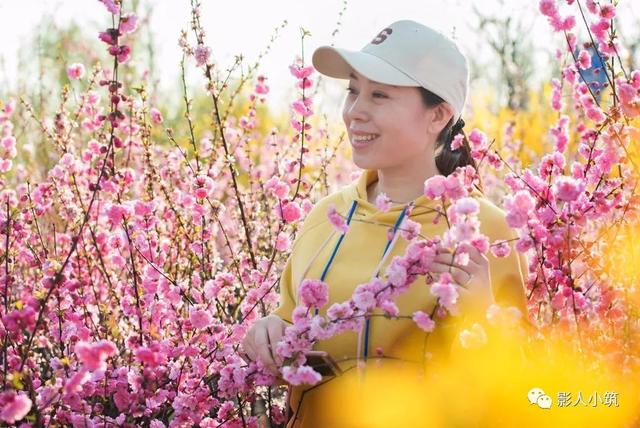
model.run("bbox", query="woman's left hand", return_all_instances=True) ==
[428,243,495,319]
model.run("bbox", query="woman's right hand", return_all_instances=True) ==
[241,314,289,376]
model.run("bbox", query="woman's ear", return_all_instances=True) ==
[427,103,455,136]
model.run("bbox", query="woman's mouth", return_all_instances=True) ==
[350,133,380,148]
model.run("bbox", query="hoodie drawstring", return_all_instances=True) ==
[312,199,410,363]
[362,204,409,359]
[314,200,359,316]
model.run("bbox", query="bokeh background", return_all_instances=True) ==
[2,0,640,113]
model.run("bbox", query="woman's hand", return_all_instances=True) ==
[241,314,289,376]
[428,243,494,319]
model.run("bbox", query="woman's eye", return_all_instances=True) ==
[346,87,386,98]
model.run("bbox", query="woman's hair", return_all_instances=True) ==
[418,87,479,179]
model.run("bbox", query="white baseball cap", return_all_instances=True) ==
[312,20,469,122]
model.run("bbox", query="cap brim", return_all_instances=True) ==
[312,46,419,87]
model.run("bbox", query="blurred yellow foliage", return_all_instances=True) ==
[312,322,639,427]
[468,83,562,167]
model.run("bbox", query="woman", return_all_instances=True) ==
[242,20,529,427]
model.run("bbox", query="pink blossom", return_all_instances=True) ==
[424,175,447,199]
[280,201,302,223]
[560,16,576,31]
[298,279,328,308]
[539,151,565,179]
[504,191,535,228]
[327,301,353,321]
[108,44,131,63]
[430,273,458,312]
[291,119,304,132]
[134,199,155,217]
[563,65,577,85]
[586,106,606,123]
[618,82,637,104]
[617,82,640,118]
[118,44,132,63]
[539,0,557,17]
[289,64,314,80]
[551,290,567,310]
[577,50,592,70]
[292,100,313,118]
[490,241,512,258]
[551,78,563,111]
[256,83,270,94]
[2,306,36,333]
[67,63,85,80]
[380,299,399,317]
[554,176,584,201]
[296,77,313,89]
[281,365,321,385]
[399,218,421,241]
[449,218,479,243]
[74,340,117,371]
[150,108,163,124]
[515,235,534,252]
[471,236,489,254]
[135,346,166,368]
[203,279,221,300]
[327,203,348,233]
[412,311,435,332]
[599,4,616,19]
[352,287,376,312]
[454,197,479,216]
[265,177,289,199]
[99,0,120,14]
[0,160,13,174]
[443,175,467,200]
[275,232,291,251]
[64,369,91,394]
[0,391,32,424]
[386,258,408,288]
[590,20,610,42]
[256,76,270,94]
[586,0,598,13]
[467,128,488,150]
[190,309,213,329]
[120,13,138,34]
[99,29,118,46]
[631,70,640,89]
[1,100,15,114]
[375,192,392,211]
[451,134,464,151]
[106,203,131,224]
[195,45,211,67]
[193,188,207,200]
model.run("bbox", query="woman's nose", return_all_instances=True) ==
[344,96,369,122]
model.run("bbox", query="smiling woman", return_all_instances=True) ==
[241,19,529,428]
[342,70,478,205]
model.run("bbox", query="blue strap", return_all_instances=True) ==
[363,205,409,359]
[308,198,410,361]
[314,200,359,316]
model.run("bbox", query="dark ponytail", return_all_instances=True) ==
[418,87,480,185]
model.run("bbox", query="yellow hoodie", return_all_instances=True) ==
[271,169,529,427]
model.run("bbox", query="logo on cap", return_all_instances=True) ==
[371,28,393,45]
